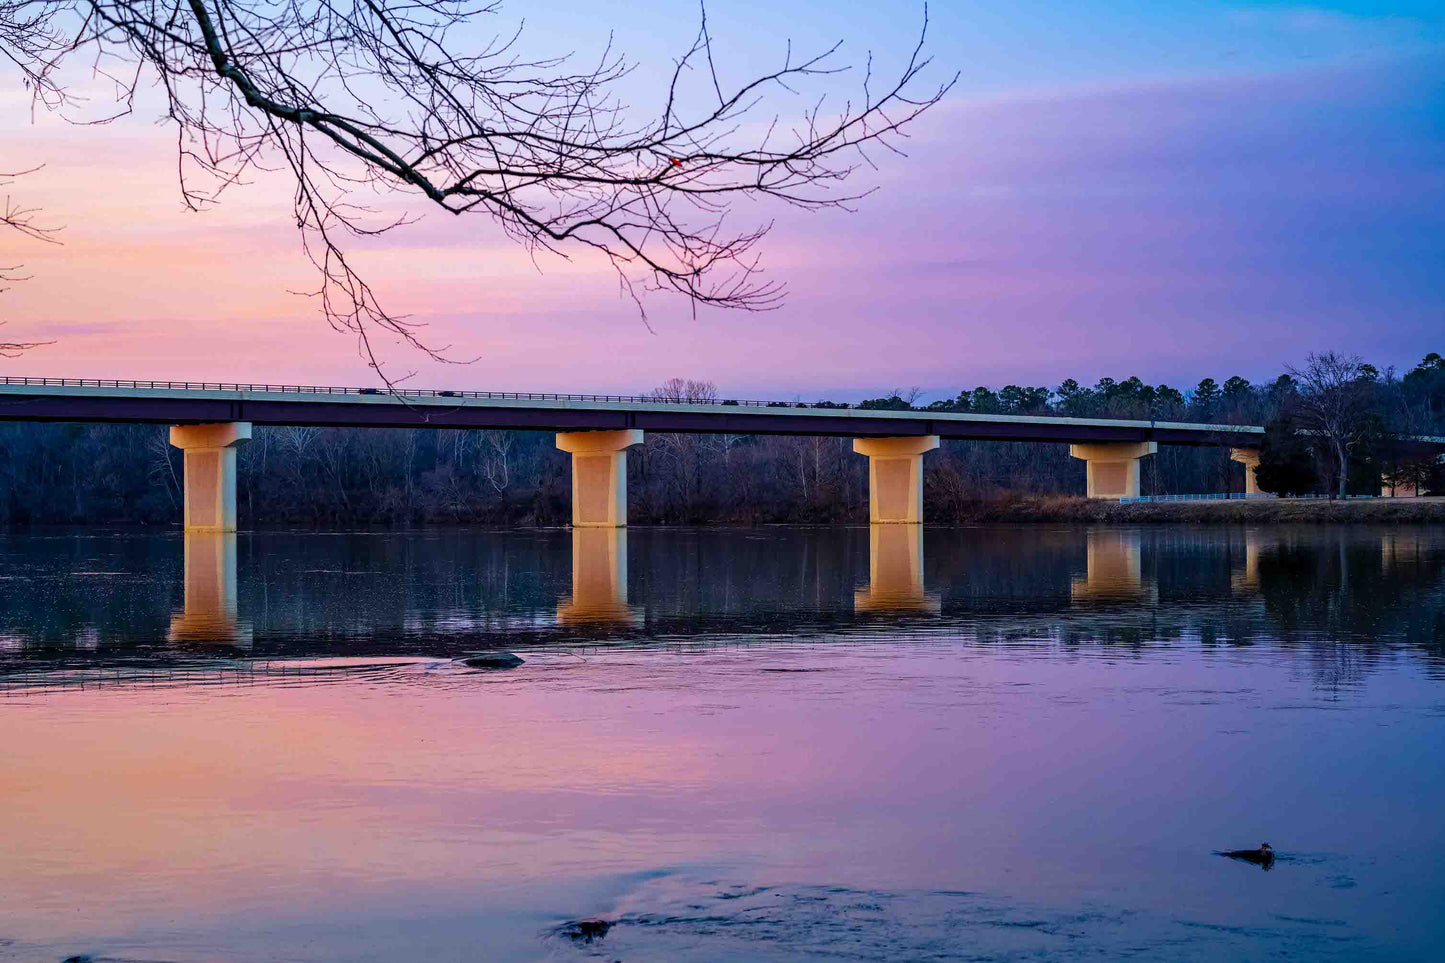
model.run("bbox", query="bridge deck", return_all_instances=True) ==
[0,378,1266,446]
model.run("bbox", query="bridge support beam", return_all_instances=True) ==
[556,429,644,527]
[852,436,939,523]
[170,423,252,533]
[1069,441,1157,499]
[1230,447,1262,495]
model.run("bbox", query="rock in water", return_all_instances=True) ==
[555,918,611,943]
[460,652,524,670]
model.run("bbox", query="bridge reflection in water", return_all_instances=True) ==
[1070,530,1156,603]
[855,526,940,613]
[1231,530,1262,593]
[37,523,1435,664]
[170,533,252,646]
[558,528,639,624]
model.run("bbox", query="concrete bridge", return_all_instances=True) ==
[0,377,1269,530]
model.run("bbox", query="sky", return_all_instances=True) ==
[1,1,1442,401]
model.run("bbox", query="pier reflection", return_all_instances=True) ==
[1231,530,1262,593]
[1071,530,1156,603]
[169,533,252,646]
[557,528,638,624]
[856,525,940,613]
[1,525,1443,667]
[1381,531,1428,571]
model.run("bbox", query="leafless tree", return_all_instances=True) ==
[479,428,512,495]
[1288,352,1378,498]
[650,377,720,405]
[144,425,180,504]
[646,377,720,512]
[3,0,950,375]
[892,385,925,406]
[276,423,320,455]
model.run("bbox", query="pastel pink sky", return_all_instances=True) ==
[2,4,1442,399]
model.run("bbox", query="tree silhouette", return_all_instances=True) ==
[1255,412,1315,496]
[1288,352,1379,499]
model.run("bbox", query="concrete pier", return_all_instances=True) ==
[852,436,940,523]
[169,423,252,533]
[555,429,644,527]
[1230,447,1262,495]
[1069,441,1157,499]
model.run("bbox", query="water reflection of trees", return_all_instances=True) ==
[1,527,1443,688]
[1256,531,1445,647]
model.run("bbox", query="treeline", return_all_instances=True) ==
[859,355,1442,431]
[0,353,1440,527]
[855,352,1445,499]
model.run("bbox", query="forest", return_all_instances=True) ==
[1,352,1441,528]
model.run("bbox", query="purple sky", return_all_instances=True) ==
[1,2,1442,400]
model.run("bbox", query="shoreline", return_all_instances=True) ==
[1,496,1443,532]
[929,495,1445,525]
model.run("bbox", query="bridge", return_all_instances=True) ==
[0,377,1269,531]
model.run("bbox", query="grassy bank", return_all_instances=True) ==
[931,495,1445,525]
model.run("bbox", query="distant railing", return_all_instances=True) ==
[1119,493,1278,503]
[0,377,1287,435]
[0,375,792,408]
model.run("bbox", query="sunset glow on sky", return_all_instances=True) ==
[2,1,1442,399]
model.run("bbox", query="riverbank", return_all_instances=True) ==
[934,495,1445,525]
[4,495,1442,531]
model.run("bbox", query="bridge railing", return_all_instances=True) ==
[0,378,1327,439]
[1118,493,1278,503]
[0,376,792,408]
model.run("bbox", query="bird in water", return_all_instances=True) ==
[1217,843,1275,868]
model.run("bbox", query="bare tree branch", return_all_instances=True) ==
[3,0,952,375]
[1,165,61,352]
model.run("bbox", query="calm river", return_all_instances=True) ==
[2,525,1443,961]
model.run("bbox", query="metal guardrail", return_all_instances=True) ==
[0,377,1271,425]
[1119,493,1404,503]
[0,375,823,409]
[1119,493,1278,503]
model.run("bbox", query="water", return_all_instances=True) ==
[2,525,1443,961]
